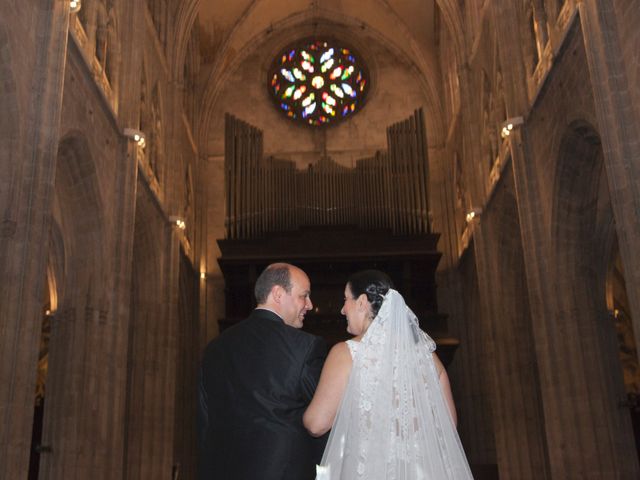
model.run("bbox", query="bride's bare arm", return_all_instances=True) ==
[433,353,458,426]
[303,342,353,437]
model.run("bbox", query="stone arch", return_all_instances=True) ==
[433,0,465,65]
[552,121,608,296]
[174,0,465,87]
[171,0,200,80]
[53,133,106,294]
[37,132,108,477]
[28,218,65,478]
[46,218,66,312]
[181,26,200,127]
[550,120,638,474]
[198,9,446,150]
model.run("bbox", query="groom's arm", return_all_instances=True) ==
[300,336,328,402]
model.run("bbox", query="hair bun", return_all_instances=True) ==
[347,270,394,318]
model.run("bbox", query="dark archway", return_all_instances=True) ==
[37,133,107,477]
[605,235,640,459]
[551,121,638,473]
[28,221,64,479]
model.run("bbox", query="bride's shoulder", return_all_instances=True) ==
[344,338,360,357]
[432,352,445,376]
[325,341,353,365]
[329,340,350,354]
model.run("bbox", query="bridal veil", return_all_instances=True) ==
[316,289,473,479]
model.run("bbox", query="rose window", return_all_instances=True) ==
[268,39,370,126]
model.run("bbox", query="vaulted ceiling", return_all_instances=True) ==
[193,0,442,156]
[188,1,447,280]
[197,0,437,68]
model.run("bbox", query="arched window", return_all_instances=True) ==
[268,38,370,126]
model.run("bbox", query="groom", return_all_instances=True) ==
[197,263,328,479]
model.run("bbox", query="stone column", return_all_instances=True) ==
[100,1,145,477]
[577,0,640,372]
[494,1,640,476]
[471,176,550,479]
[0,2,69,478]
[125,183,180,479]
[442,253,498,471]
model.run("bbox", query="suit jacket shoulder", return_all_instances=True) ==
[198,308,327,479]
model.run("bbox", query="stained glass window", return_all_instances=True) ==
[268,39,369,126]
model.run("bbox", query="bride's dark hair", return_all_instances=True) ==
[347,270,394,318]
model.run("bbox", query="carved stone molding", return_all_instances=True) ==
[69,15,118,117]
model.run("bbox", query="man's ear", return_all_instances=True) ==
[271,285,283,304]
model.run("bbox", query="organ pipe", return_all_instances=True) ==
[224,108,430,239]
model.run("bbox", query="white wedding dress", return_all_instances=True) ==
[316,289,473,479]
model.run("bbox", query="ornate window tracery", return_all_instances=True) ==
[268,38,370,126]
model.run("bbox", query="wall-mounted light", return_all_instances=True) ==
[465,207,483,223]
[169,216,186,230]
[123,128,146,148]
[500,116,524,139]
[200,271,207,280]
[70,0,82,13]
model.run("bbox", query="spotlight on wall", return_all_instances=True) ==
[500,116,524,139]
[123,128,146,148]
[465,207,483,223]
[70,0,82,13]
[200,271,207,280]
[169,216,186,230]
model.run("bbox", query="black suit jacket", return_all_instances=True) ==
[198,309,328,480]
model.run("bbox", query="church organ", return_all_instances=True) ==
[224,109,431,239]
[219,109,459,363]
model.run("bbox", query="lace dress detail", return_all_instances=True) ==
[345,339,359,358]
[316,290,473,480]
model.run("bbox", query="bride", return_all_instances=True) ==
[303,270,473,479]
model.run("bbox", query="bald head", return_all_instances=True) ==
[255,263,313,328]
[254,263,293,304]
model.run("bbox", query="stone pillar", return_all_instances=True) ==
[577,0,640,374]
[493,1,640,476]
[125,183,180,479]
[471,174,550,479]
[101,1,145,477]
[442,256,498,472]
[36,1,144,478]
[0,2,69,478]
